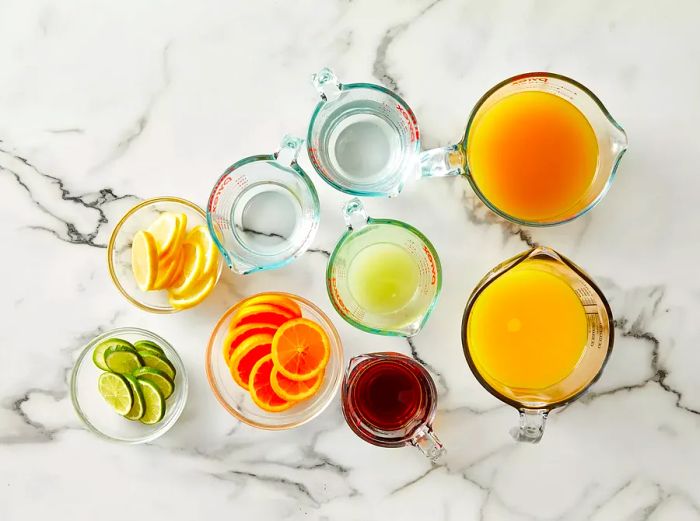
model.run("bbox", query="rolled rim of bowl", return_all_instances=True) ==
[107,196,223,314]
[205,292,344,430]
[70,326,189,444]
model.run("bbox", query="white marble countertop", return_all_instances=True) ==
[2,1,700,520]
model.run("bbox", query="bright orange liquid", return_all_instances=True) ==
[467,91,599,222]
[467,259,587,392]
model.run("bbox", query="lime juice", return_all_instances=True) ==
[348,243,420,315]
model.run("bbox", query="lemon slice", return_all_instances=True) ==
[152,248,183,290]
[131,230,158,291]
[186,225,219,276]
[169,241,205,296]
[168,271,217,310]
[147,212,181,257]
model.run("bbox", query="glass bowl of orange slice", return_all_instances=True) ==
[108,197,224,313]
[206,292,344,429]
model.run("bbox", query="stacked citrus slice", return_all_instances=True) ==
[131,211,219,310]
[223,295,330,412]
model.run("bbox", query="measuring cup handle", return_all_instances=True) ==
[410,425,446,462]
[312,67,342,101]
[342,198,369,230]
[510,409,548,443]
[419,145,465,178]
[275,135,304,165]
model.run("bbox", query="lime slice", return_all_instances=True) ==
[140,352,176,380]
[105,347,143,375]
[97,372,133,415]
[134,367,174,400]
[133,340,164,354]
[139,379,165,425]
[92,338,133,371]
[123,375,145,420]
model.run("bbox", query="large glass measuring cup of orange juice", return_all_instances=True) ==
[422,72,628,225]
[462,247,613,443]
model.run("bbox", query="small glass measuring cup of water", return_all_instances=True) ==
[327,198,441,337]
[307,68,420,197]
[207,136,320,274]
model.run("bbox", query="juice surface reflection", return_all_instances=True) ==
[467,91,599,222]
[467,258,588,392]
[348,243,419,315]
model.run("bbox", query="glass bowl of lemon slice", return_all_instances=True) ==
[206,292,344,430]
[71,327,188,443]
[108,197,224,313]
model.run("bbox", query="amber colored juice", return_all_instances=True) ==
[466,259,587,393]
[467,91,599,222]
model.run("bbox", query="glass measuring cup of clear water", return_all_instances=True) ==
[326,199,441,337]
[307,68,420,197]
[461,246,614,443]
[207,136,320,274]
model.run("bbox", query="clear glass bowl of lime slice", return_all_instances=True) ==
[71,327,188,443]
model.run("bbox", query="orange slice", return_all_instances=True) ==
[228,333,273,390]
[271,318,330,381]
[229,304,295,330]
[242,295,301,318]
[222,323,278,362]
[168,270,217,310]
[131,230,158,291]
[249,354,295,412]
[169,241,205,297]
[270,367,323,401]
[186,225,218,277]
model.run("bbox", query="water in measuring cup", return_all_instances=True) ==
[231,182,302,256]
[327,106,402,185]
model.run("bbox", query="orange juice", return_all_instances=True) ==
[466,259,587,392]
[467,91,599,222]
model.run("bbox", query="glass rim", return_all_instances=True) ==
[462,71,628,227]
[206,154,321,274]
[107,196,222,314]
[70,326,189,444]
[326,217,442,337]
[306,82,421,197]
[460,246,615,411]
[205,292,344,430]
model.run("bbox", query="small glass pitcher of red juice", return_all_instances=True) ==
[341,352,445,461]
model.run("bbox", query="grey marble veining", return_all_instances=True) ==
[2,0,700,519]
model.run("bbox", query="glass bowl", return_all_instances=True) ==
[206,293,344,430]
[70,327,188,444]
[107,197,224,313]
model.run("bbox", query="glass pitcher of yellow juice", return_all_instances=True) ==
[462,247,613,442]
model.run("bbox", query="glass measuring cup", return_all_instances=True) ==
[461,246,614,443]
[327,198,441,337]
[307,69,627,226]
[342,352,445,462]
[207,136,320,274]
[307,68,420,197]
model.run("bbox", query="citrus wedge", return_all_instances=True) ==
[270,367,323,402]
[249,354,295,412]
[131,230,158,291]
[168,270,216,310]
[169,241,205,296]
[229,304,295,330]
[228,333,273,390]
[223,323,278,362]
[186,225,218,277]
[241,294,301,318]
[271,318,330,381]
[147,212,180,257]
